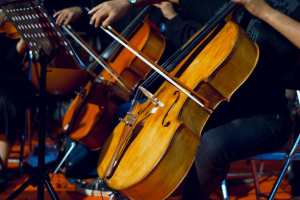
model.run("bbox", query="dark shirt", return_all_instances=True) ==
[165,15,202,49]
[0,34,33,145]
[0,33,25,88]
[178,0,300,117]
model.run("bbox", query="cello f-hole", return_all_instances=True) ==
[162,91,180,127]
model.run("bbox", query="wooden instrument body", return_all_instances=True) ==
[0,12,21,39]
[103,21,165,86]
[62,79,122,150]
[28,61,87,94]
[62,20,165,150]
[0,21,20,39]
[97,21,259,199]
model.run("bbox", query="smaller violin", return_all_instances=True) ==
[0,9,21,39]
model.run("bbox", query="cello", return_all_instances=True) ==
[97,2,259,199]
[0,11,21,39]
[62,6,166,150]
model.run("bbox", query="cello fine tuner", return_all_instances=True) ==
[127,112,137,119]
[139,86,165,108]
[119,118,132,126]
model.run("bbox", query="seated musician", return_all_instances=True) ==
[88,0,300,199]
[0,18,31,190]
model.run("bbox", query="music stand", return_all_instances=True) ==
[0,0,86,199]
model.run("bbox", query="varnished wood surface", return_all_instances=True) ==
[28,62,87,94]
[61,20,165,151]
[97,21,259,200]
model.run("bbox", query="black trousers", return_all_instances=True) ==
[182,108,291,199]
[0,88,26,146]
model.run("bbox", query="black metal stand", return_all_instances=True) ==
[7,48,60,200]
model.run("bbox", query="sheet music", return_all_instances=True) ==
[0,0,86,70]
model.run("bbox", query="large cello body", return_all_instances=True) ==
[62,10,165,150]
[97,20,259,199]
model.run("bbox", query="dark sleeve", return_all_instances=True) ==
[178,0,200,21]
[292,6,300,22]
[178,0,228,24]
[79,6,90,23]
[65,0,90,8]
[164,15,202,49]
[5,39,24,70]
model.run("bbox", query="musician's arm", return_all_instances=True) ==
[233,0,300,49]
[4,37,28,69]
[16,37,28,55]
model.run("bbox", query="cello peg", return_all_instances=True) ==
[75,87,87,97]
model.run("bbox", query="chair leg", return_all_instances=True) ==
[50,140,77,180]
[267,134,300,200]
[251,160,263,200]
[267,91,300,199]
[221,180,229,200]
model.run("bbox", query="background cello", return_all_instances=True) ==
[0,11,20,39]
[97,2,259,199]
[0,6,87,95]
[62,6,166,150]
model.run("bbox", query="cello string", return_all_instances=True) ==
[128,1,237,109]
[61,23,138,93]
[62,25,133,93]
[62,6,159,97]
[128,44,183,110]
[111,1,237,111]
[101,27,207,110]
[127,22,203,110]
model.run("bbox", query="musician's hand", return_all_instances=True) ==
[154,2,177,20]
[232,0,271,19]
[88,0,131,28]
[53,7,83,26]
[16,37,28,55]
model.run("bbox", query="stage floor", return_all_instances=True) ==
[0,130,292,200]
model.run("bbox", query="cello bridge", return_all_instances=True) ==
[139,86,165,108]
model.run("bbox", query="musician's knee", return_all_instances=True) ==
[195,131,230,172]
